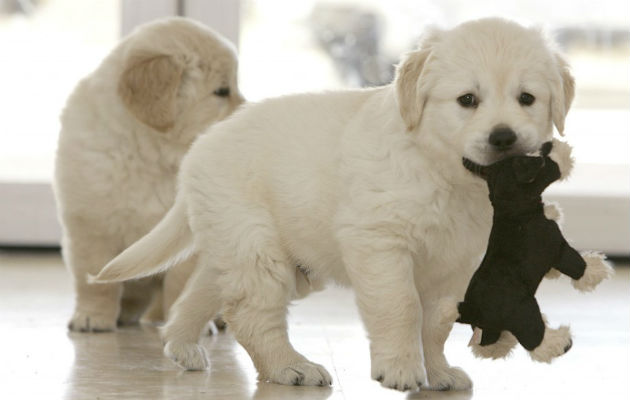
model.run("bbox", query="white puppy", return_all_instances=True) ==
[95,18,575,391]
[55,17,244,332]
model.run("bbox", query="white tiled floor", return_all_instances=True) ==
[0,251,628,400]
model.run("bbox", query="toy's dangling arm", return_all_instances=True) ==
[554,240,587,280]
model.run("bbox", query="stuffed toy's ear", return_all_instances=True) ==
[118,53,184,132]
[513,157,545,184]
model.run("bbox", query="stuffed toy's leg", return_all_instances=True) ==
[528,315,572,363]
[453,300,518,360]
[572,251,614,292]
[507,297,546,353]
[425,298,473,391]
[508,299,573,362]
[543,202,564,280]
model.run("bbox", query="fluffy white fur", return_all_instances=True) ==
[54,17,244,332]
[573,252,614,292]
[467,317,572,364]
[470,329,518,360]
[529,319,572,363]
[95,18,576,391]
[543,202,564,225]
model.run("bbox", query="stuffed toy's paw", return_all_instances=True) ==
[469,329,518,360]
[529,324,572,363]
[572,252,614,292]
[543,201,564,224]
[549,139,574,180]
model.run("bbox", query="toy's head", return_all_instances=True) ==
[463,142,556,203]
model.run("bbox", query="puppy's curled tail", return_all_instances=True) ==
[91,198,192,283]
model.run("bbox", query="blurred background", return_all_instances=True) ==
[0,0,628,256]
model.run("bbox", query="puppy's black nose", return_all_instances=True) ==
[489,126,517,150]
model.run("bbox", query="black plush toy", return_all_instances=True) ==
[455,140,612,362]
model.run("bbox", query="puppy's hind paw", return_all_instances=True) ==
[164,341,209,370]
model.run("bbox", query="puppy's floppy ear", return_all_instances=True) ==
[395,31,439,132]
[513,157,545,184]
[550,53,575,136]
[118,53,184,132]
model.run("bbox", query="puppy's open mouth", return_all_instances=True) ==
[462,158,489,180]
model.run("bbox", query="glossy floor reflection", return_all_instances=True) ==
[1,251,628,400]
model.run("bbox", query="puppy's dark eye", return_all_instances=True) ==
[213,87,230,97]
[457,93,478,108]
[519,92,535,106]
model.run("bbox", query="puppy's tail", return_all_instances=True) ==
[91,198,192,283]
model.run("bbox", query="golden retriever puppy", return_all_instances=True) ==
[55,17,244,332]
[96,18,575,391]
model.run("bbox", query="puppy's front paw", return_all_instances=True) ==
[164,341,209,370]
[68,310,117,333]
[371,353,427,391]
[269,361,332,386]
[426,366,472,391]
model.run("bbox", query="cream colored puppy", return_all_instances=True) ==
[55,17,244,332]
[95,18,575,391]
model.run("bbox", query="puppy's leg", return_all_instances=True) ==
[340,239,427,392]
[65,235,122,332]
[422,298,472,391]
[220,240,331,386]
[162,255,198,318]
[163,255,225,334]
[223,297,331,386]
[572,251,614,292]
[161,258,222,371]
